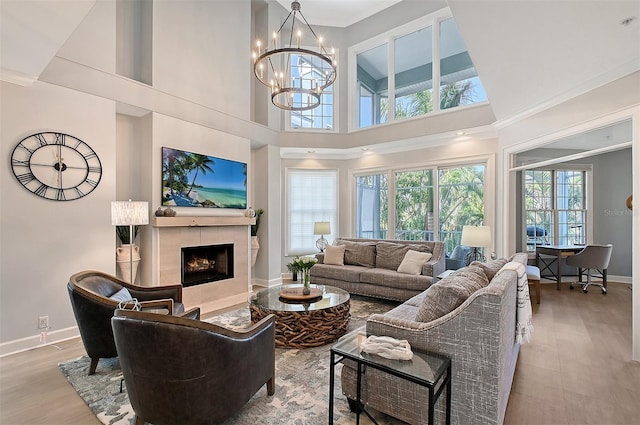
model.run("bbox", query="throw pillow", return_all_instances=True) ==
[397,250,433,275]
[110,287,133,302]
[376,242,431,270]
[448,265,490,293]
[335,240,377,267]
[414,280,472,323]
[470,258,508,281]
[324,244,346,266]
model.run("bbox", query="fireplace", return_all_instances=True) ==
[181,244,234,287]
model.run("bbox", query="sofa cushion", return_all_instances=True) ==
[335,240,377,267]
[376,242,431,271]
[324,244,346,265]
[414,266,488,322]
[310,264,363,282]
[397,250,433,275]
[359,268,432,292]
[470,258,508,281]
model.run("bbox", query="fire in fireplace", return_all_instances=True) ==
[181,244,234,287]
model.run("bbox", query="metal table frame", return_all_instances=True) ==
[329,331,451,425]
[535,245,584,290]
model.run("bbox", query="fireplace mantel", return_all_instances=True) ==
[153,216,255,227]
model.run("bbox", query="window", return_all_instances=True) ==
[352,14,486,130]
[357,43,388,128]
[354,162,486,254]
[394,27,433,120]
[395,170,434,240]
[524,169,587,251]
[289,52,336,130]
[439,18,487,110]
[287,169,338,255]
[355,174,388,239]
[438,165,485,253]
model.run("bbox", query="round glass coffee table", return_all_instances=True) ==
[250,284,350,349]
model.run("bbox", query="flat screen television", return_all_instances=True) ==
[162,147,247,209]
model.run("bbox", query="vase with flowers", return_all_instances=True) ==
[289,256,318,295]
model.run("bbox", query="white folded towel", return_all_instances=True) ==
[360,335,413,360]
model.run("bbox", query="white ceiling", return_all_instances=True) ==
[1,0,639,130]
[274,0,403,28]
[447,0,640,123]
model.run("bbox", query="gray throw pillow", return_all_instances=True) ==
[335,240,377,267]
[414,266,488,323]
[470,258,508,281]
[376,242,431,270]
[415,281,471,323]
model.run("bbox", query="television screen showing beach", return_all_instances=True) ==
[162,147,247,209]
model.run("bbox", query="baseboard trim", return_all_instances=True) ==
[253,276,284,288]
[0,326,80,358]
[608,275,632,285]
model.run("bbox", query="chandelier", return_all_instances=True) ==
[252,1,337,111]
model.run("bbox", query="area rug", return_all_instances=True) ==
[58,296,401,425]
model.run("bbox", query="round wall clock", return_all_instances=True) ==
[10,132,102,201]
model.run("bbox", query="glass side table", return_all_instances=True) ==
[329,329,451,425]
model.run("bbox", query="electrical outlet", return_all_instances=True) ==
[38,316,49,329]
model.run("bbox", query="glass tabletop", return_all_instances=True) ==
[250,284,350,312]
[331,329,450,386]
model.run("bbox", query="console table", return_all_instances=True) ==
[329,329,451,425]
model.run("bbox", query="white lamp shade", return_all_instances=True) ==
[313,221,331,235]
[461,225,491,247]
[111,201,149,226]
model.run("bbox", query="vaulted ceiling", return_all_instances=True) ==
[1,0,639,126]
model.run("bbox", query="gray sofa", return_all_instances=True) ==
[341,253,528,425]
[310,238,446,302]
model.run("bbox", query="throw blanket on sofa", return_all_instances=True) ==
[498,261,533,344]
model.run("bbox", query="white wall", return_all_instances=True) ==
[0,81,116,352]
[153,0,251,120]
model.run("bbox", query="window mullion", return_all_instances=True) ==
[432,17,442,113]
[388,38,395,123]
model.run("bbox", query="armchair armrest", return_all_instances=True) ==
[138,298,174,315]
[179,307,201,320]
[127,283,183,303]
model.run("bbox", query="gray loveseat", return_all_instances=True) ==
[341,253,528,425]
[310,238,446,302]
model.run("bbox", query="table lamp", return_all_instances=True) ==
[313,221,331,252]
[111,200,149,283]
[461,225,491,265]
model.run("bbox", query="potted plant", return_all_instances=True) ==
[286,256,301,281]
[250,209,264,266]
[289,255,318,294]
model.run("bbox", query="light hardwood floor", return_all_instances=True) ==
[1,281,638,425]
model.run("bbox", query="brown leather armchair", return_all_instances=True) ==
[111,309,276,425]
[68,270,198,375]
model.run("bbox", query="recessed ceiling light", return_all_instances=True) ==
[361,147,369,151]
[455,131,466,136]
[307,150,315,153]
[621,17,635,26]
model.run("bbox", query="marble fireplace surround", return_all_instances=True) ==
[152,216,254,315]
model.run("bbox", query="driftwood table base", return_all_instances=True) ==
[250,300,350,349]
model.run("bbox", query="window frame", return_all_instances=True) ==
[348,8,488,132]
[521,165,592,252]
[350,154,494,255]
[284,47,340,133]
[285,168,339,256]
